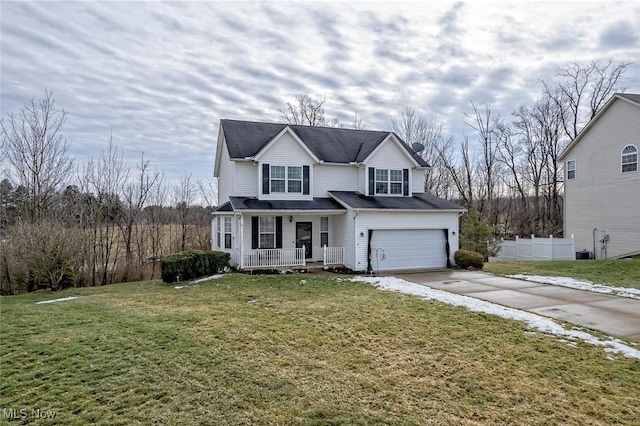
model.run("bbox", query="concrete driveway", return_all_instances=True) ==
[394,270,640,342]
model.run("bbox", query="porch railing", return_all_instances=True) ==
[323,245,344,265]
[242,247,305,269]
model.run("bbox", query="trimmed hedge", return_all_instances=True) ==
[454,249,484,269]
[160,250,230,283]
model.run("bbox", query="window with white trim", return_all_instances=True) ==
[287,166,302,193]
[567,160,576,180]
[270,166,286,192]
[259,217,275,248]
[223,217,232,249]
[622,145,638,172]
[270,165,303,193]
[320,217,329,247]
[216,218,221,248]
[375,168,403,194]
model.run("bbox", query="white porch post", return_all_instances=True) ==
[239,214,244,269]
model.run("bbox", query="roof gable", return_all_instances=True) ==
[559,93,640,160]
[220,119,429,166]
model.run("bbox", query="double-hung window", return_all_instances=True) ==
[270,166,286,193]
[320,217,329,247]
[622,145,638,172]
[567,160,576,180]
[375,168,403,194]
[270,165,302,193]
[223,217,232,249]
[259,217,276,249]
[287,167,302,193]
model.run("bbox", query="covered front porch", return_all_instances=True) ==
[212,197,347,270]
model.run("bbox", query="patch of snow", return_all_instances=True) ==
[351,276,640,360]
[174,286,187,289]
[36,296,80,305]
[506,274,640,300]
[300,279,307,284]
[191,274,224,283]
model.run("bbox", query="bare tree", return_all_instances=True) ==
[80,138,129,286]
[117,152,160,281]
[542,60,631,141]
[464,102,501,225]
[390,107,455,198]
[1,89,74,223]
[173,172,197,252]
[351,112,365,130]
[279,95,340,127]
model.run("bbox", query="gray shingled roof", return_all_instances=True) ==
[225,197,346,211]
[329,191,465,211]
[221,119,429,167]
[618,93,640,104]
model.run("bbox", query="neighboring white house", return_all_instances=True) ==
[212,119,465,272]
[559,93,640,259]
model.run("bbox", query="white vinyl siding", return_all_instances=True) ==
[563,97,640,258]
[351,211,459,271]
[313,164,360,196]
[258,131,314,201]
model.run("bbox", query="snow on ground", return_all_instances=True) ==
[191,274,224,283]
[507,274,640,300]
[351,276,640,360]
[36,296,80,304]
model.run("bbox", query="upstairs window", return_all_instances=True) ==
[369,167,409,196]
[622,145,638,173]
[262,164,309,194]
[270,166,286,192]
[375,169,403,194]
[567,160,576,180]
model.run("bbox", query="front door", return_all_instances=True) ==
[296,222,312,259]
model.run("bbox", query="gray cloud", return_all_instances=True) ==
[2,1,640,193]
[599,20,640,49]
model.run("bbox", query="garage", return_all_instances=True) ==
[369,229,448,270]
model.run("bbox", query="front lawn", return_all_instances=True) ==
[484,259,640,289]
[1,274,639,424]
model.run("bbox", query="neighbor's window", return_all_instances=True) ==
[270,166,286,193]
[259,216,275,249]
[375,168,403,194]
[320,217,329,247]
[622,145,638,172]
[224,217,232,249]
[567,160,576,180]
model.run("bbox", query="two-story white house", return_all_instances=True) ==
[559,93,640,259]
[212,119,465,272]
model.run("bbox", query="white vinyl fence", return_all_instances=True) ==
[490,235,575,261]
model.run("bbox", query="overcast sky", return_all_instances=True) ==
[2,1,639,200]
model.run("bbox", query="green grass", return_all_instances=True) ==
[1,274,639,425]
[484,259,640,289]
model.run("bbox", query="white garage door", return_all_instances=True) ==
[370,229,447,270]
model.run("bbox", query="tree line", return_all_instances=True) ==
[1,90,216,294]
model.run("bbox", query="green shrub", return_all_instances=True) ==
[454,250,484,269]
[160,250,230,283]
